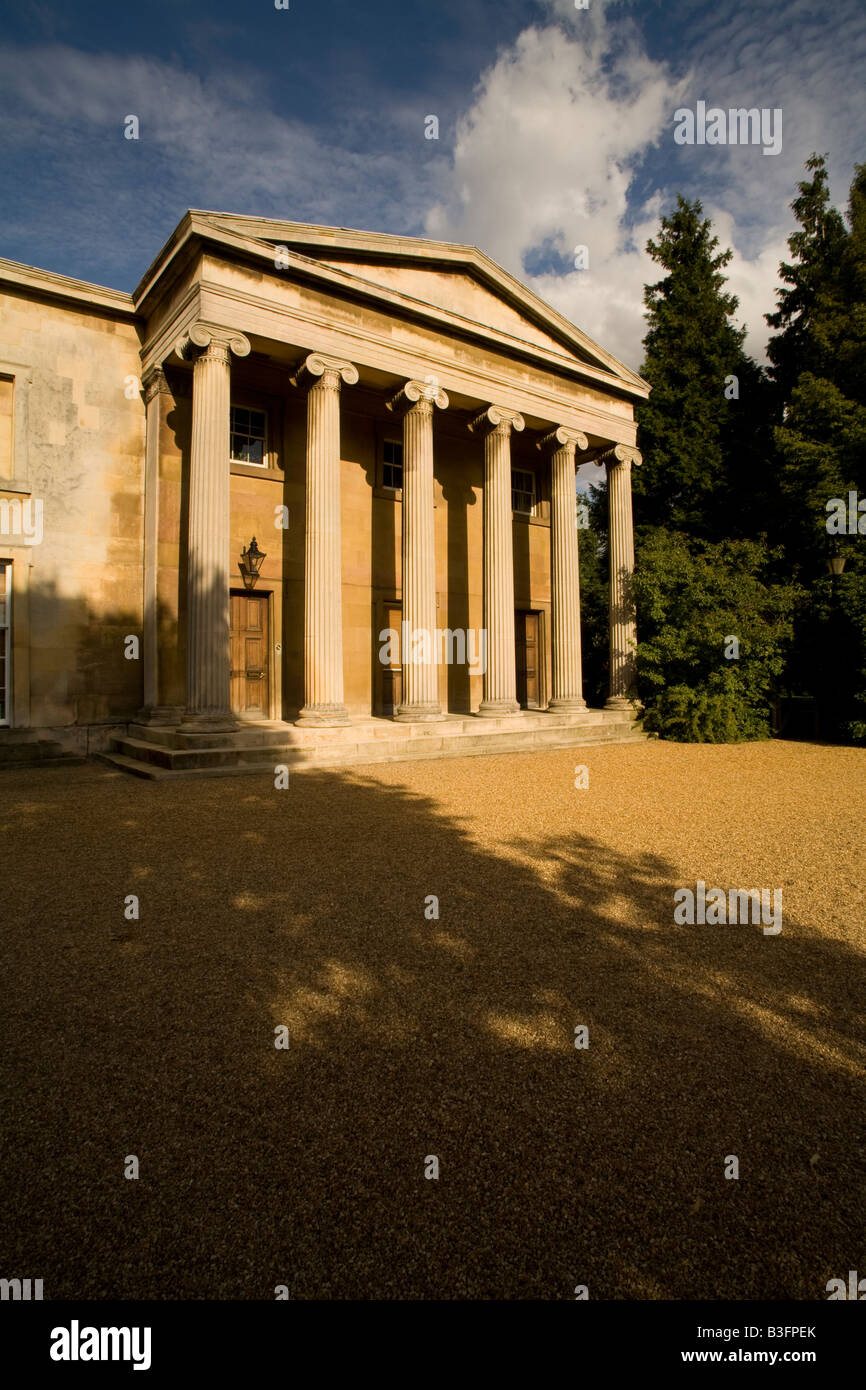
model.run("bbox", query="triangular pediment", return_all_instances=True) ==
[185,212,647,395]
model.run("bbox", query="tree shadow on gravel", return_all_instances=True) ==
[0,762,864,1300]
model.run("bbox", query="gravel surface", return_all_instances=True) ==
[1,739,864,1299]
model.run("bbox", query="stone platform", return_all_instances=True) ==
[0,729,86,771]
[99,708,645,780]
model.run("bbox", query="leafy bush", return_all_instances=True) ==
[633,529,799,742]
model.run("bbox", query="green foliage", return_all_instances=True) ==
[775,372,866,570]
[576,504,609,709]
[633,195,768,539]
[766,153,848,413]
[643,682,768,744]
[633,531,799,742]
[764,156,866,740]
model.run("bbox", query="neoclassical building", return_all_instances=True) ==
[0,212,646,774]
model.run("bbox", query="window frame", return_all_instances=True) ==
[511,467,537,517]
[0,359,34,494]
[229,403,269,469]
[381,437,404,493]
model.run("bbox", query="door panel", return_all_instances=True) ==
[381,603,402,715]
[231,592,270,719]
[524,612,540,707]
[515,610,540,709]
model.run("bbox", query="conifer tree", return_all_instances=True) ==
[632,196,753,539]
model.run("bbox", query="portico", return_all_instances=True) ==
[0,209,649,774]
[127,213,647,768]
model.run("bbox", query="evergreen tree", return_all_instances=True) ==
[632,196,752,538]
[767,157,866,742]
[765,153,847,415]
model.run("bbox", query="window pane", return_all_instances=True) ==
[230,406,267,466]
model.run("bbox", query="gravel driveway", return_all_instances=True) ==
[1,739,864,1299]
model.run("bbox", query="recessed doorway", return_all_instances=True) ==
[515,609,541,709]
[230,590,270,720]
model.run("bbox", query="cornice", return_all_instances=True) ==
[0,255,136,318]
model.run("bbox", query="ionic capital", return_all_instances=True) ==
[290,352,359,392]
[537,426,589,457]
[387,377,449,416]
[469,404,525,438]
[174,322,251,365]
[142,365,171,404]
[592,443,642,471]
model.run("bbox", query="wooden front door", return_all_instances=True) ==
[230,592,270,719]
[515,610,540,709]
[381,603,402,715]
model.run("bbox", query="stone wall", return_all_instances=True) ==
[0,286,144,745]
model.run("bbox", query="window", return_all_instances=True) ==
[0,377,13,483]
[382,438,403,491]
[512,468,536,515]
[230,405,267,466]
[0,562,10,725]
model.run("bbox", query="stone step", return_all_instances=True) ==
[115,737,309,771]
[97,751,301,781]
[104,719,646,779]
[128,709,613,751]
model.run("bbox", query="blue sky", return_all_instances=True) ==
[1,0,864,369]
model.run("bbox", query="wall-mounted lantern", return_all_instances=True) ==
[239,536,266,589]
[827,552,846,577]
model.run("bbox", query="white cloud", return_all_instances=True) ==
[423,0,864,369]
[424,13,686,369]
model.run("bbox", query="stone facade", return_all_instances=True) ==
[0,212,647,765]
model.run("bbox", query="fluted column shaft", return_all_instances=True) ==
[141,367,166,717]
[176,324,250,731]
[604,446,641,708]
[539,426,588,711]
[387,379,448,720]
[292,353,358,725]
[470,405,525,716]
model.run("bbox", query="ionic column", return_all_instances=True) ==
[387,378,448,720]
[538,426,589,711]
[291,352,358,726]
[469,404,525,716]
[599,444,642,709]
[174,322,250,732]
[139,366,168,721]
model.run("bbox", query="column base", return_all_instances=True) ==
[137,705,185,726]
[178,711,239,733]
[394,702,443,723]
[548,697,587,713]
[605,695,640,712]
[295,704,350,727]
[477,699,521,717]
